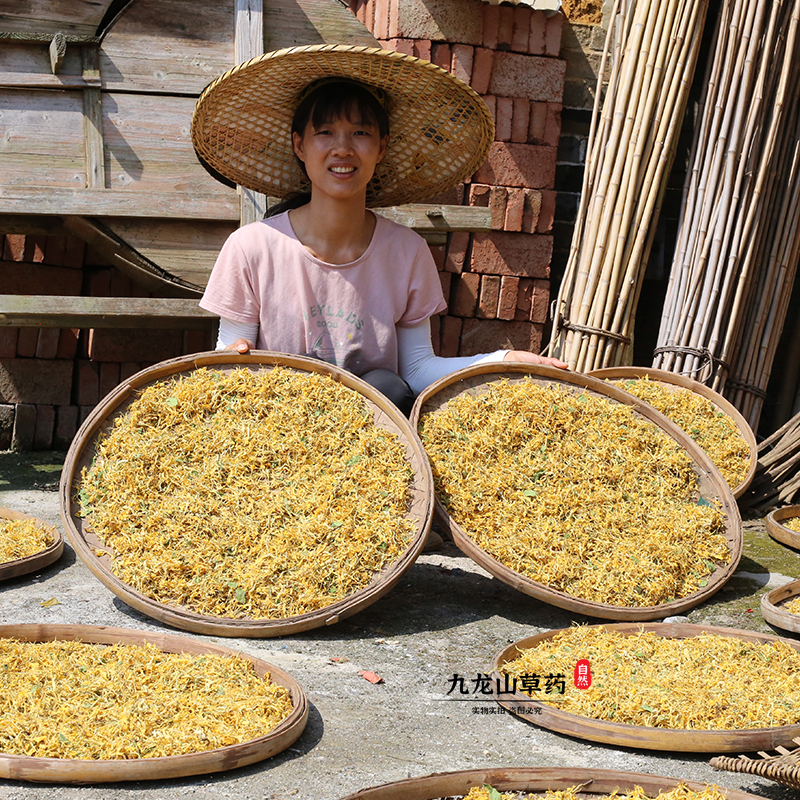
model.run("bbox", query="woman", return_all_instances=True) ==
[192,45,566,414]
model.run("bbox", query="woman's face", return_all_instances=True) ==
[292,112,389,203]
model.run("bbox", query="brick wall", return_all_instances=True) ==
[350,0,566,358]
[0,233,214,451]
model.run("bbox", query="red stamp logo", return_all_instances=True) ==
[574,659,591,689]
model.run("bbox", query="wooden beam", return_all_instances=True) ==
[0,295,216,329]
[48,31,67,74]
[376,204,492,232]
[81,46,104,189]
[0,71,101,89]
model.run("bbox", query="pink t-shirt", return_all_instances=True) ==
[199,211,447,376]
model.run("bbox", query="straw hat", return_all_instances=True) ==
[191,44,495,208]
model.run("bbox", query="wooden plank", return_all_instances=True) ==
[0,215,67,235]
[0,72,100,89]
[0,296,216,329]
[376,204,492,232]
[263,0,380,51]
[0,1,105,37]
[0,187,239,220]
[82,47,103,189]
[98,0,234,95]
[0,41,84,80]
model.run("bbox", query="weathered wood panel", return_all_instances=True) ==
[263,0,379,50]
[99,0,234,94]
[0,1,109,37]
[0,89,87,189]
[0,42,85,82]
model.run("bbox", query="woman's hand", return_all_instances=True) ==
[223,337,255,354]
[504,350,569,369]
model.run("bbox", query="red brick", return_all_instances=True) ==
[56,328,80,360]
[184,329,214,355]
[35,328,60,360]
[374,0,390,39]
[504,188,525,232]
[44,235,67,266]
[89,269,112,296]
[545,12,564,56]
[16,328,39,358]
[423,183,464,205]
[384,37,414,56]
[529,10,547,55]
[87,329,184,363]
[450,44,474,85]
[543,102,562,147]
[430,314,441,356]
[83,246,108,267]
[413,39,432,61]
[387,0,399,38]
[469,183,491,208]
[79,405,94,425]
[529,101,546,142]
[2,263,83,296]
[514,278,534,321]
[511,97,530,143]
[99,361,121,401]
[489,187,508,230]
[460,318,542,357]
[33,404,55,450]
[473,142,557,189]
[0,359,73,405]
[512,6,533,52]
[488,52,565,103]
[495,96,513,142]
[522,189,543,233]
[497,6,514,50]
[498,276,520,320]
[11,403,36,451]
[439,270,452,304]
[482,4,499,49]
[0,328,17,359]
[53,405,79,450]
[471,231,552,278]
[354,0,367,24]
[471,47,494,94]
[62,237,85,269]
[440,316,463,357]
[451,273,480,317]
[429,244,446,271]
[0,404,12,450]
[444,231,470,274]
[77,360,100,406]
[4,235,25,261]
[25,236,46,263]
[477,275,500,319]
[531,279,550,323]
[537,189,556,233]
[109,269,132,297]
[480,95,496,129]
[431,43,451,72]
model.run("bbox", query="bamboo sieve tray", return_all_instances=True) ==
[490,622,800,753]
[411,363,742,621]
[0,507,63,582]
[765,506,800,550]
[337,766,765,799]
[711,738,800,791]
[761,578,800,635]
[588,367,757,499]
[0,623,308,783]
[60,351,434,637]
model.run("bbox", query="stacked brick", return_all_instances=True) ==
[350,0,565,357]
[0,233,213,451]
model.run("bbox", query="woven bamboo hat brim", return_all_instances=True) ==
[711,743,800,791]
[191,44,495,208]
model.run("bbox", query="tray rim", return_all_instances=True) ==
[337,765,766,800]
[761,578,800,635]
[490,621,800,753]
[0,623,308,783]
[59,350,434,637]
[411,363,742,621]
[765,506,800,550]
[587,366,757,499]
[0,507,64,582]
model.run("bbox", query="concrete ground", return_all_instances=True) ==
[0,449,798,800]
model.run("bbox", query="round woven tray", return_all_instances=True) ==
[337,766,764,799]
[588,367,757,499]
[0,623,308,783]
[411,363,742,621]
[60,351,434,637]
[490,622,800,753]
[761,578,800,635]
[0,506,63,582]
[711,739,800,792]
[765,506,800,550]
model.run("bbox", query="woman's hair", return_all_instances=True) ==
[265,80,390,218]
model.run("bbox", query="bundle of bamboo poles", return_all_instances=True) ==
[653,0,800,431]
[549,0,710,371]
[742,411,800,512]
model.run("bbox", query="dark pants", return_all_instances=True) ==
[360,369,415,417]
